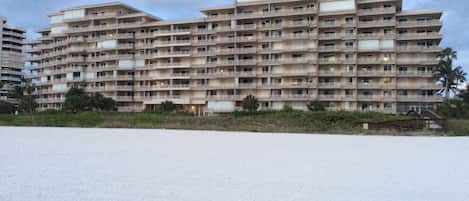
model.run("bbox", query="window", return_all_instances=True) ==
[345,41,354,48]
[384,103,392,110]
[384,4,393,8]
[384,65,392,72]
[345,29,354,35]
[345,90,354,96]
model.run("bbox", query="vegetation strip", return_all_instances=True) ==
[0,111,466,136]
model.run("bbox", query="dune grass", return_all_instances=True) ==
[0,110,463,135]
[0,110,402,133]
[447,119,469,136]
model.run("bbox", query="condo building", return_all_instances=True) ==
[26,0,443,113]
[1,16,25,102]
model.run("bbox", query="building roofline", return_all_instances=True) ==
[397,10,443,17]
[0,16,26,32]
[47,2,163,21]
[3,25,26,32]
[35,28,51,33]
[200,0,316,14]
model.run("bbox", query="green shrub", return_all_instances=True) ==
[65,87,116,112]
[0,101,15,114]
[242,95,259,112]
[158,101,176,113]
[307,100,326,112]
[64,87,91,113]
[90,93,116,111]
[437,100,468,118]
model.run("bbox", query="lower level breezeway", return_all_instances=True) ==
[0,127,467,201]
[38,98,440,114]
[117,100,437,114]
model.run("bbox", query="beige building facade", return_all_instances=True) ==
[26,0,443,113]
[1,16,25,102]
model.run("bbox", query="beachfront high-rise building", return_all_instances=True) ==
[1,16,25,102]
[26,0,443,113]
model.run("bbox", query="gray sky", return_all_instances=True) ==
[1,0,467,76]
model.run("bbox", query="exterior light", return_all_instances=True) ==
[383,56,389,62]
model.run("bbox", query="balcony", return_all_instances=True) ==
[319,21,344,28]
[218,48,257,55]
[151,51,192,58]
[62,12,119,22]
[319,71,344,76]
[358,83,395,89]
[66,57,86,63]
[282,21,316,28]
[87,55,119,62]
[136,29,191,38]
[358,58,395,64]
[282,33,316,40]
[397,20,442,28]
[2,37,23,44]
[281,58,315,64]
[2,30,25,38]
[318,94,341,101]
[358,20,396,28]
[397,46,442,52]
[358,71,396,77]
[148,40,192,47]
[358,7,396,15]
[149,62,191,69]
[318,82,343,88]
[68,46,87,52]
[318,33,344,40]
[206,95,242,101]
[398,95,442,102]
[397,58,438,65]
[397,83,441,89]
[208,7,317,20]
[217,36,257,43]
[397,32,442,40]
[270,94,313,100]
[357,95,384,101]
[318,46,344,52]
[358,33,395,39]
[397,71,434,77]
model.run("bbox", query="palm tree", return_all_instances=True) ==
[438,47,457,62]
[434,48,467,99]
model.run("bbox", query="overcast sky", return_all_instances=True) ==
[1,0,467,75]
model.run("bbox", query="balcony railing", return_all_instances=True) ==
[397,46,441,51]
[358,7,396,15]
[398,32,441,39]
[359,20,395,27]
[397,20,442,27]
